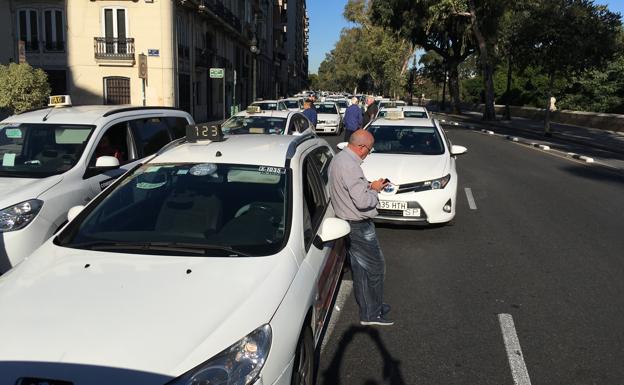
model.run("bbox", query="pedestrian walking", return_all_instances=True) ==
[343,96,363,142]
[328,129,393,326]
[302,99,317,127]
[362,96,379,127]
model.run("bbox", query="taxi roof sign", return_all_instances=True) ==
[186,123,224,143]
[246,105,262,114]
[48,95,72,107]
[386,110,405,120]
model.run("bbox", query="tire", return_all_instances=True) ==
[291,326,315,385]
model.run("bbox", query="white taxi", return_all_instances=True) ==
[341,111,467,224]
[0,96,193,272]
[0,127,349,385]
[221,106,314,135]
[314,102,343,135]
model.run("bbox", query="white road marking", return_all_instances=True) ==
[464,188,477,210]
[321,279,353,353]
[498,313,532,385]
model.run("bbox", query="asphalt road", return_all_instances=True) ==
[318,126,624,385]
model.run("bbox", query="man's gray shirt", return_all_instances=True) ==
[329,147,379,220]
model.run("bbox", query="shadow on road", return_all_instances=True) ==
[320,326,407,385]
[561,164,624,184]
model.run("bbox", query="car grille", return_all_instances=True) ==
[396,181,430,194]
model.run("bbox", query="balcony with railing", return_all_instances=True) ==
[94,37,135,65]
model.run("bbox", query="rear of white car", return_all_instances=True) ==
[314,102,342,134]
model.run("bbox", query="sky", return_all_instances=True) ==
[306,0,624,75]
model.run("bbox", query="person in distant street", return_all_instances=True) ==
[362,96,379,127]
[343,96,363,142]
[328,129,393,326]
[302,99,317,127]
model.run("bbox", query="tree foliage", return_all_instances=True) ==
[316,0,413,96]
[0,63,51,114]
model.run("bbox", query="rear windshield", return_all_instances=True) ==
[379,110,428,119]
[315,104,338,114]
[221,116,287,135]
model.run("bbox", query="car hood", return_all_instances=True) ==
[0,175,63,209]
[0,243,299,383]
[362,153,449,184]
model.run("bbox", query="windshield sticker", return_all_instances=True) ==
[5,128,22,139]
[258,166,286,175]
[136,181,167,190]
[145,166,162,173]
[177,169,189,175]
[2,153,16,167]
[190,163,218,176]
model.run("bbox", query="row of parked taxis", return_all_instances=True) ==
[0,95,466,385]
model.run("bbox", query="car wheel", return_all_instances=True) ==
[291,326,315,385]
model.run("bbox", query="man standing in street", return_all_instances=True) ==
[343,96,363,142]
[329,129,393,326]
[302,99,317,127]
[362,96,379,127]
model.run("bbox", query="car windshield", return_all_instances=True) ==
[379,110,428,119]
[221,116,287,135]
[368,125,445,155]
[315,104,338,114]
[335,100,348,108]
[0,123,94,178]
[57,163,290,257]
[283,100,300,109]
[252,102,280,110]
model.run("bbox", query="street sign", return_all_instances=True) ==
[147,49,160,57]
[18,41,26,64]
[138,54,148,80]
[210,68,225,79]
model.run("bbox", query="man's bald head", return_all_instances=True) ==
[349,129,373,146]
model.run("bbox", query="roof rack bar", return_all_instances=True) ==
[102,106,185,117]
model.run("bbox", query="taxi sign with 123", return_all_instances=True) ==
[186,124,224,142]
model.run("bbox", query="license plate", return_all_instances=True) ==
[403,208,421,217]
[378,200,407,210]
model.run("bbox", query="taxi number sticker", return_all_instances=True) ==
[5,128,22,139]
[259,166,286,175]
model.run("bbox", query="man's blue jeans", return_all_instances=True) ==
[347,219,385,321]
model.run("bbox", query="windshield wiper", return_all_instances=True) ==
[69,241,255,257]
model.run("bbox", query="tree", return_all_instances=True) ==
[512,0,622,135]
[371,0,476,113]
[0,63,51,114]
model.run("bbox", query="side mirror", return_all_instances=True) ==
[336,142,347,150]
[95,156,120,168]
[450,145,468,156]
[317,217,351,243]
[85,156,121,178]
[67,205,85,223]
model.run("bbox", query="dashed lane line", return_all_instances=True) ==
[499,313,533,385]
[464,187,477,210]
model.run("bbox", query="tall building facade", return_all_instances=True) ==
[0,0,309,122]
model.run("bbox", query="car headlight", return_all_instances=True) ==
[424,174,451,190]
[0,199,44,232]
[168,324,272,385]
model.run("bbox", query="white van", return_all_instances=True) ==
[0,96,194,272]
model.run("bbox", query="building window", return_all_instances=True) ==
[176,15,190,59]
[44,9,65,51]
[102,7,128,54]
[104,77,131,105]
[17,9,40,52]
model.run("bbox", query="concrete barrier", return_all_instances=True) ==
[474,104,624,133]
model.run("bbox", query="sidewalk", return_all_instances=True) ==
[441,111,624,155]
[435,110,624,171]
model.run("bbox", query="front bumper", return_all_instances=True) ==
[375,188,456,225]
[315,124,339,133]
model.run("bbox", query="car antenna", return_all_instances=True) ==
[42,108,55,122]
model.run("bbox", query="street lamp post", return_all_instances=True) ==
[250,36,260,101]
